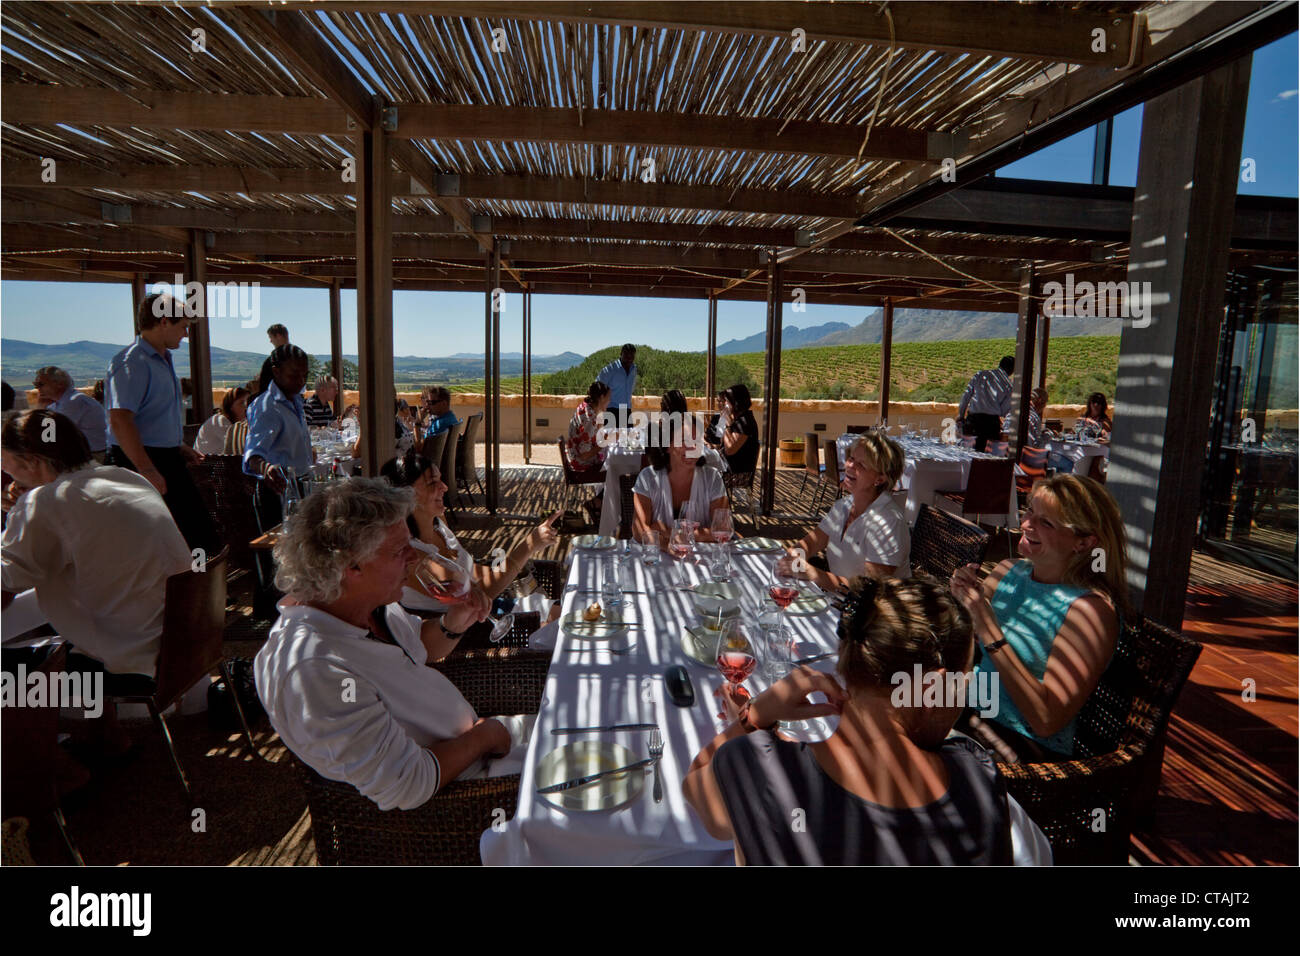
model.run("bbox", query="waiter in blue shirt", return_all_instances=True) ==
[597,343,638,426]
[106,292,215,551]
[244,345,313,495]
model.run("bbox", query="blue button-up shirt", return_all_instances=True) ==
[425,410,460,437]
[105,337,184,448]
[597,359,638,408]
[243,381,313,478]
[50,388,108,453]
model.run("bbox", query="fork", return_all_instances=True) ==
[648,728,664,804]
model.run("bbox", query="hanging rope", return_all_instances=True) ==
[856,3,898,164]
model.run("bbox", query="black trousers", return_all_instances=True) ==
[965,413,1003,452]
[107,444,216,553]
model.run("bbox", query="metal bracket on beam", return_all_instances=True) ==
[346,115,358,131]
[101,202,132,224]
[471,214,492,233]
[408,176,430,196]
[758,249,770,265]
[436,174,461,197]
[381,107,398,132]
[205,231,215,249]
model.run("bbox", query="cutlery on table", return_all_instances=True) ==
[793,650,837,666]
[551,722,658,735]
[648,728,664,804]
[565,642,637,656]
[536,757,656,794]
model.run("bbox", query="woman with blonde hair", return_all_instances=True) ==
[683,575,1051,865]
[949,474,1127,762]
[780,430,910,588]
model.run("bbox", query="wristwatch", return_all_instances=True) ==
[738,699,778,733]
[442,620,469,641]
[983,638,1009,654]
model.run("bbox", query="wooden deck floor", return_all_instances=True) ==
[27,466,1296,865]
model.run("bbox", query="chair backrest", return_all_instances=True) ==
[458,412,483,483]
[803,433,821,474]
[1087,454,1107,483]
[960,459,1015,516]
[618,472,637,538]
[1044,418,1063,433]
[188,457,258,571]
[986,440,1010,458]
[528,558,566,600]
[420,430,448,471]
[822,445,841,493]
[1072,616,1203,759]
[151,547,230,710]
[556,436,577,481]
[910,504,990,580]
[440,423,461,506]
[1019,446,1049,474]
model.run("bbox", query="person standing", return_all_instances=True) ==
[105,292,215,551]
[597,343,638,426]
[243,345,313,495]
[958,356,1015,452]
[32,366,108,461]
[257,323,290,397]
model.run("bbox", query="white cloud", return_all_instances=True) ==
[1274,89,1298,101]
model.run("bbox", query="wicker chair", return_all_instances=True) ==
[298,644,549,865]
[618,472,637,539]
[723,470,758,526]
[528,559,566,601]
[454,611,542,654]
[998,617,1203,864]
[910,504,990,580]
[441,420,463,511]
[187,455,260,575]
[457,412,485,499]
[798,432,824,506]
[420,430,448,477]
[557,437,606,516]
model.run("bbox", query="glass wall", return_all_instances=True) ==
[1200,267,1299,576]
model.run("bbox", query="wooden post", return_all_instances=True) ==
[760,252,783,515]
[706,294,717,406]
[355,98,394,477]
[484,241,502,513]
[131,273,146,334]
[1036,311,1051,393]
[491,239,502,513]
[329,278,344,417]
[184,230,213,423]
[1109,57,1252,630]
[878,298,893,427]
[1008,264,1038,459]
[523,289,532,463]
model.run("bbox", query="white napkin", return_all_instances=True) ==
[528,618,561,651]
[516,592,553,620]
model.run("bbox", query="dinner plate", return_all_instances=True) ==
[786,590,833,616]
[572,534,618,551]
[691,581,744,617]
[536,741,646,812]
[734,537,784,553]
[561,610,630,640]
[681,626,723,666]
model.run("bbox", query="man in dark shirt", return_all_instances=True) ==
[257,324,290,396]
[303,375,338,427]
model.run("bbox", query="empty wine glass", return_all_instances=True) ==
[640,530,661,566]
[710,507,734,546]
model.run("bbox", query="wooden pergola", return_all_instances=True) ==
[2,1,1295,627]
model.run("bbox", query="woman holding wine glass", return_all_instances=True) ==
[779,431,911,592]
[632,414,728,549]
[381,450,561,614]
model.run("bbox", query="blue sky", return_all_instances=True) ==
[2,34,1295,359]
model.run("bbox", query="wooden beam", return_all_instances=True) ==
[387,2,1139,66]
[879,299,893,427]
[354,104,394,478]
[185,230,214,423]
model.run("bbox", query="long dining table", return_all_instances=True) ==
[479,540,842,866]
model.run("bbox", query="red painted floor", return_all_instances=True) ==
[1130,556,1298,865]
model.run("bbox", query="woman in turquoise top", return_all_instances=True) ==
[949,475,1128,762]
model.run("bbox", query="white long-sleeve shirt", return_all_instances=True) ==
[958,368,1013,420]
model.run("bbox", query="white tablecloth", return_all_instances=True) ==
[597,446,727,537]
[835,434,1016,527]
[479,547,842,866]
[1044,440,1109,476]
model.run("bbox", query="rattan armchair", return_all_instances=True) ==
[997,617,1202,864]
[910,504,990,580]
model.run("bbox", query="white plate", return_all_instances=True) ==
[691,581,744,617]
[734,537,784,553]
[572,534,617,551]
[786,590,832,616]
[561,610,630,640]
[536,741,646,812]
[682,625,724,665]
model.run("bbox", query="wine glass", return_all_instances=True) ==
[768,557,801,617]
[710,507,734,547]
[488,586,517,643]
[600,554,623,611]
[669,520,695,586]
[640,530,661,566]
[714,620,758,720]
[280,466,302,531]
[413,550,473,606]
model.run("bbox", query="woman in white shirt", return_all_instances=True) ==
[254,478,535,811]
[781,431,911,588]
[380,450,560,613]
[632,412,728,547]
[195,386,249,455]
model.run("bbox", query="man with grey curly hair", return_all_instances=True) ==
[253,478,535,811]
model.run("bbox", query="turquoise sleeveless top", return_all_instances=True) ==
[973,560,1093,756]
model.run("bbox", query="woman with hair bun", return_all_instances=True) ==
[566,381,612,473]
[949,474,1127,762]
[683,575,1051,865]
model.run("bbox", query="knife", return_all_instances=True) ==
[793,651,837,666]
[551,723,659,735]
[536,757,656,794]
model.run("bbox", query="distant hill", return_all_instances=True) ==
[805,309,1122,347]
[717,321,851,354]
[0,339,586,386]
